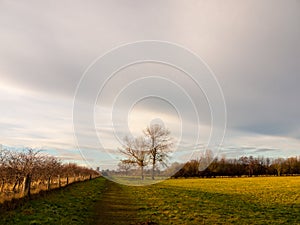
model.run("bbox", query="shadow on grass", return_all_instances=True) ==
[133,185,300,224]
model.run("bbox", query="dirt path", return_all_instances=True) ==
[93,179,140,225]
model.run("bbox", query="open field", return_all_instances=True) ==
[107,175,168,186]
[0,177,299,224]
[129,176,300,224]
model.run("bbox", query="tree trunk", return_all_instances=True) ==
[66,176,69,185]
[12,177,19,192]
[17,177,22,192]
[151,154,156,180]
[141,166,144,180]
[47,176,51,190]
[58,175,61,188]
[151,163,155,180]
[1,178,5,192]
[151,144,156,180]
[23,174,31,198]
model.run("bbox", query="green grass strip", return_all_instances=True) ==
[0,177,106,225]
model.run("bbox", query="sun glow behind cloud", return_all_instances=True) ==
[1,77,300,169]
[0,1,299,169]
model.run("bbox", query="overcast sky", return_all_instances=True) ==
[0,0,299,168]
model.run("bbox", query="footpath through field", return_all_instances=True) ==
[93,179,139,225]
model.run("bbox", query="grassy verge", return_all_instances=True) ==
[0,177,106,225]
[2,176,299,224]
[128,177,300,224]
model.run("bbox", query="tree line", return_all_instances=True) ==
[0,148,99,200]
[118,124,173,180]
[116,124,300,179]
[172,153,300,178]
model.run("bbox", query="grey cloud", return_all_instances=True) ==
[0,0,300,162]
[0,0,177,97]
[220,146,281,158]
[254,148,280,153]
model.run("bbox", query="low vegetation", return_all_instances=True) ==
[1,176,299,224]
[129,176,300,224]
[0,177,106,225]
[0,148,99,202]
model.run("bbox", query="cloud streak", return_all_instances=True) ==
[0,1,299,167]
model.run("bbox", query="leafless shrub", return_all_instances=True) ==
[0,148,99,201]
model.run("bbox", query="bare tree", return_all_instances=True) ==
[119,136,148,180]
[117,160,132,176]
[273,158,285,176]
[198,149,214,171]
[144,124,173,180]
[0,149,9,192]
[0,147,100,202]
[39,156,62,190]
[20,149,44,197]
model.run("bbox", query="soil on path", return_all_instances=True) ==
[93,179,140,225]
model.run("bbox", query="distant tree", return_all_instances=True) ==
[163,162,183,177]
[272,158,285,176]
[144,124,173,180]
[284,157,298,175]
[119,136,149,180]
[172,155,300,178]
[173,160,200,178]
[207,157,219,177]
[198,150,214,171]
[117,160,132,176]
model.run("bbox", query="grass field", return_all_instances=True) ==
[129,176,300,224]
[0,178,106,225]
[0,177,299,224]
[107,175,168,186]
